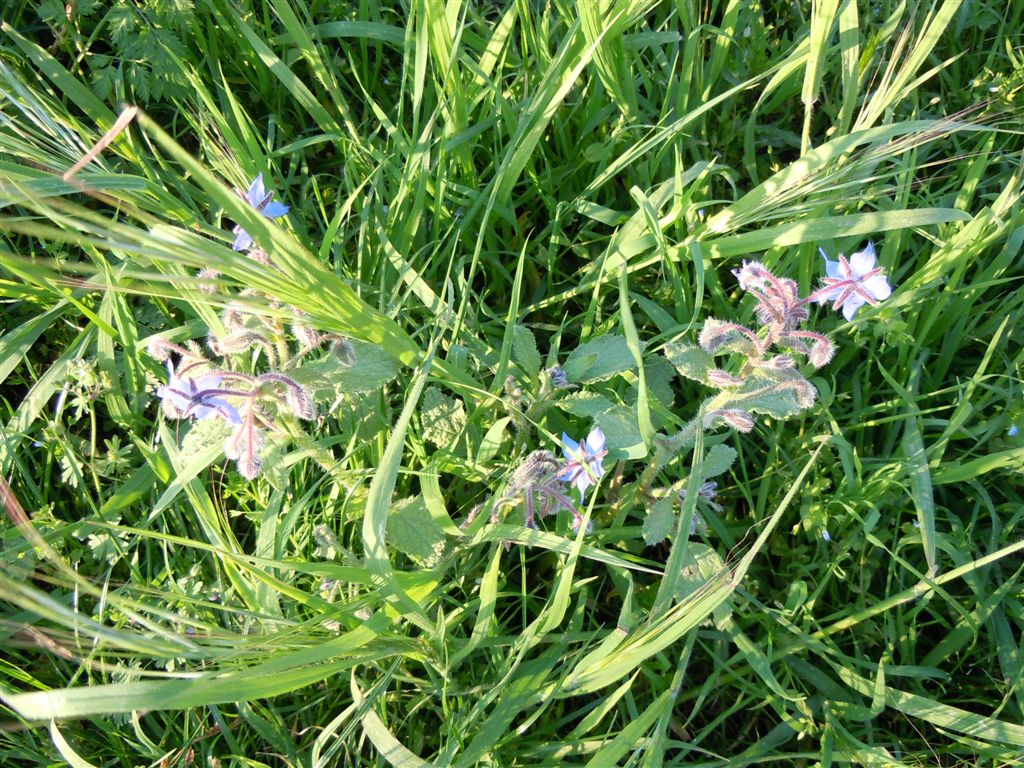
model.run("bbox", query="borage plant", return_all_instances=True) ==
[494,242,891,552]
[147,174,396,481]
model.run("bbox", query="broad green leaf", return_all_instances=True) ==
[664,342,714,384]
[388,496,446,562]
[642,356,676,407]
[701,443,737,479]
[420,386,467,448]
[178,415,234,466]
[290,340,401,399]
[739,389,805,419]
[511,325,542,380]
[726,372,813,420]
[556,391,616,418]
[642,496,675,545]
[594,405,644,457]
[564,335,636,383]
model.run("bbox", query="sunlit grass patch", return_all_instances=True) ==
[2,1,1024,765]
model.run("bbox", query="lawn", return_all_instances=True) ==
[2,1,1023,765]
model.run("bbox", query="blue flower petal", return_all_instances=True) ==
[842,296,864,321]
[560,432,580,461]
[210,398,242,424]
[556,464,584,483]
[245,174,266,205]
[262,201,290,219]
[232,229,254,251]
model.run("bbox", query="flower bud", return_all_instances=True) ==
[286,384,316,420]
[698,318,735,353]
[329,337,356,367]
[547,365,571,389]
[733,260,771,291]
[792,380,817,408]
[707,368,744,388]
[766,355,796,370]
[247,248,273,267]
[292,322,323,350]
[146,337,181,362]
[224,421,265,479]
[809,337,835,368]
[197,268,221,294]
[720,409,755,432]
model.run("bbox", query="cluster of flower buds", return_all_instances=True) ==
[148,173,356,479]
[716,261,834,368]
[494,427,608,533]
[694,245,892,436]
[148,339,319,478]
[643,242,893,498]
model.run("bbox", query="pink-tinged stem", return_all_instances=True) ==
[712,320,761,344]
[216,371,258,383]
[177,359,212,377]
[782,329,831,344]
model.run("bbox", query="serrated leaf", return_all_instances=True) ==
[675,543,726,601]
[420,386,466,448]
[388,496,446,562]
[91,65,117,102]
[36,0,66,24]
[511,325,541,379]
[289,339,401,401]
[664,342,714,383]
[594,405,645,457]
[556,390,616,418]
[563,335,636,383]
[107,5,136,45]
[701,444,737,479]
[643,496,676,545]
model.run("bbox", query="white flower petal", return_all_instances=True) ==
[195,374,223,391]
[813,285,844,304]
[573,473,591,497]
[822,256,843,280]
[863,273,892,300]
[849,244,877,275]
[842,296,866,321]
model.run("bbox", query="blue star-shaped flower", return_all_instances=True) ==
[156,361,241,423]
[232,173,290,251]
[556,427,607,498]
[813,242,892,321]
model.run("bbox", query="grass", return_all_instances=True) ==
[2,0,1024,765]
